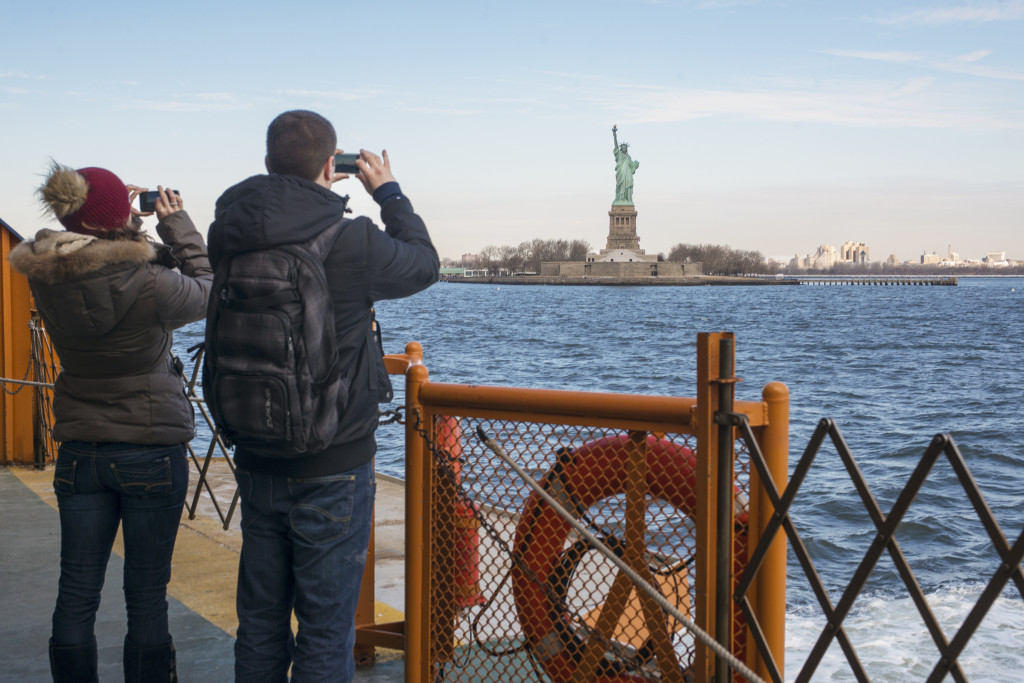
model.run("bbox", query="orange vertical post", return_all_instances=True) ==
[0,226,36,465]
[1,228,15,463]
[429,412,458,668]
[695,331,731,682]
[755,381,789,678]
[404,355,430,683]
[355,342,426,660]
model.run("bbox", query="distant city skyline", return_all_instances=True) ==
[1,1,1021,261]
[788,239,1015,269]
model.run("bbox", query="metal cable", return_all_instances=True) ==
[0,376,50,389]
[0,356,37,394]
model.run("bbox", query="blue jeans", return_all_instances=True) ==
[233,461,375,683]
[51,441,188,647]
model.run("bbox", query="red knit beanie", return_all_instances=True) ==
[38,163,131,236]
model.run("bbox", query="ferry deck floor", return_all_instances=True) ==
[0,464,407,682]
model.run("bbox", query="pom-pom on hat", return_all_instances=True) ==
[38,162,131,236]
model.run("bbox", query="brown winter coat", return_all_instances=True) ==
[9,212,212,444]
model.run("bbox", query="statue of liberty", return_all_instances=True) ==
[612,125,639,205]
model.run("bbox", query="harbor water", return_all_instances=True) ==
[174,276,1024,681]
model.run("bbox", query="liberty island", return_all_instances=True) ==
[453,127,956,286]
[458,125,714,284]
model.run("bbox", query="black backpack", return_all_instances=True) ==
[203,219,347,458]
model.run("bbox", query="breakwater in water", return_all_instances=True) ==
[796,275,957,286]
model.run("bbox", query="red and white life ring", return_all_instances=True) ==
[511,434,748,682]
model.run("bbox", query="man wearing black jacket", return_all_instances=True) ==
[208,110,439,682]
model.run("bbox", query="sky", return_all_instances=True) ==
[1,0,1022,263]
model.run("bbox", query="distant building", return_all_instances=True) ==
[886,254,898,266]
[788,244,838,270]
[464,268,512,277]
[840,241,870,263]
[461,253,478,267]
[921,252,941,265]
[986,251,1008,265]
[811,244,839,269]
[591,249,651,263]
[440,267,466,278]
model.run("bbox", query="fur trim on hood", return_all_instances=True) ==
[9,228,156,285]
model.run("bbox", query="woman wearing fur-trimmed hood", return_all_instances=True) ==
[9,162,211,682]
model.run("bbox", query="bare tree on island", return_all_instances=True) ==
[476,239,592,274]
[668,243,771,276]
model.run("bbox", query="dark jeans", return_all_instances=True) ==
[51,441,188,647]
[233,460,375,683]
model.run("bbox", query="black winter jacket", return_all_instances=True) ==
[208,174,438,477]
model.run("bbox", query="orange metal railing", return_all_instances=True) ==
[358,334,788,682]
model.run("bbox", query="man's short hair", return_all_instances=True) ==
[266,110,337,181]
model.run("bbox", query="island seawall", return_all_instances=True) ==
[445,275,798,286]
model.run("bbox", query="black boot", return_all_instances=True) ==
[48,636,98,682]
[123,636,177,683]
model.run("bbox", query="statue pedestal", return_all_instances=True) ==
[604,204,642,253]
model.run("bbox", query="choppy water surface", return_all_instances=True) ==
[177,276,1024,680]
[374,277,1024,681]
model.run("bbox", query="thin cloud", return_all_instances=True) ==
[122,93,249,112]
[876,1,1024,25]
[599,81,1023,130]
[0,70,47,80]
[617,0,758,6]
[393,105,483,116]
[273,88,383,101]
[956,50,993,62]
[823,48,1024,82]
[826,50,924,64]
[533,69,604,81]
[891,77,937,97]
[694,0,759,7]
[475,95,553,107]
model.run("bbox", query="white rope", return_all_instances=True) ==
[479,431,767,683]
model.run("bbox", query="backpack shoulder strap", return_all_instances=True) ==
[306,217,349,261]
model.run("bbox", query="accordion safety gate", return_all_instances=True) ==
[356,332,789,682]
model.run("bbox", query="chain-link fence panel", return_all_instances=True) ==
[426,416,706,682]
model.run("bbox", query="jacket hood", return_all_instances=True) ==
[208,174,349,266]
[9,228,156,336]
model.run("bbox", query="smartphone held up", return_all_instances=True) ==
[334,153,360,174]
[137,190,179,213]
